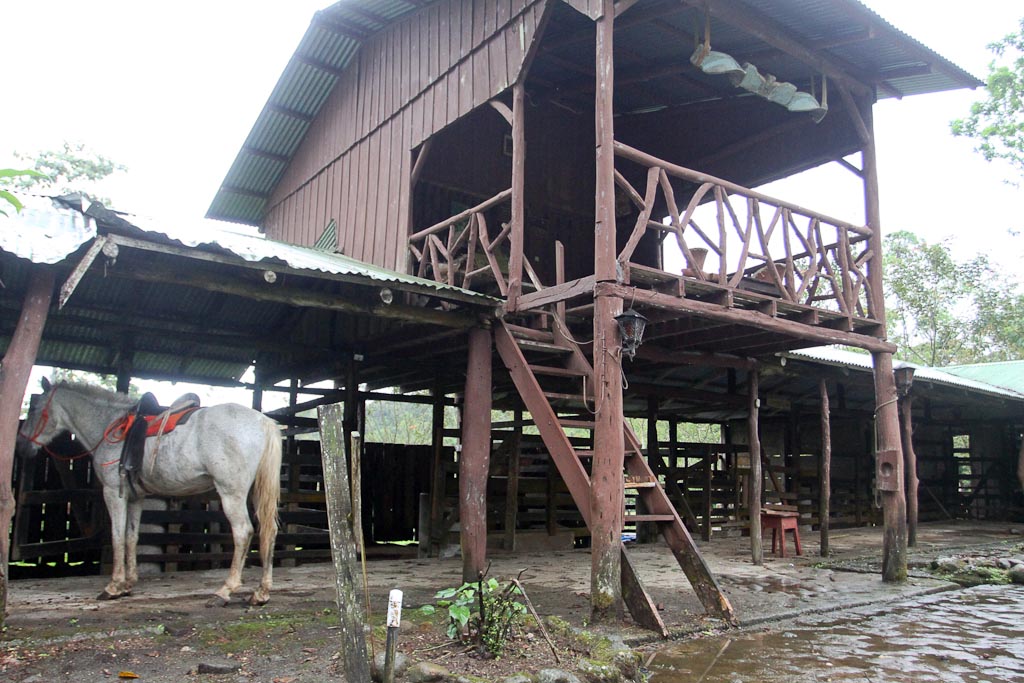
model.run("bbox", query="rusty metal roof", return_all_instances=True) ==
[209,0,983,227]
[0,194,496,386]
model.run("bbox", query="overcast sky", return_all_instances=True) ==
[3,1,1021,401]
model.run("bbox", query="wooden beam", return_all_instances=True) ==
[748,368,763,566]
[507,82,526,307]
[596,283,895,353]
[678,0,873,98]
[316,403,372,682]
[901,390,919,548]
[590,0,624,624]
[0,267,56,627]
[516,276,596,311]
[460,328,492,582]
[819,378,831,557]
[58,236,109,309]
[109,260,484,329]
[860,97,907,581]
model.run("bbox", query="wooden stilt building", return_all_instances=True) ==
[5,0,1019,633]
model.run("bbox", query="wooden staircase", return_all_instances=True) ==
[495,319,737,633]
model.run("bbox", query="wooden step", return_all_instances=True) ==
[517,339,572,355]
[527,364,587,378]
[559,418,595,429]
[505,323,553,342]
[625,514,675,523]
[624,480,658,489]
[573,450,635,458]
[543,391,587,402]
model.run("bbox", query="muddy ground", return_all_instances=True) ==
[2,521,1021,682]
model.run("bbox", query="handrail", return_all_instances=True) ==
[407,188,513,294]
[408,188,513,242]
[612,141,877,320]
[614,142,871,236]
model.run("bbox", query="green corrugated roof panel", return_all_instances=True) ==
[944,362,1024,396]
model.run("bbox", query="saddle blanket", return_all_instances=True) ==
[116,406,200,438]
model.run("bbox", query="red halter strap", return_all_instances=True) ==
[19,386,130,463]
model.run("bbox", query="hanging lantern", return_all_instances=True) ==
[614,308,649,360]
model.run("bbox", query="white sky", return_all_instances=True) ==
[2,0,1022,402]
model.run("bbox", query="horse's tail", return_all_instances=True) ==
[253,419,282,566]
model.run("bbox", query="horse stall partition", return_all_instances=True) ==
[10,435,441,577]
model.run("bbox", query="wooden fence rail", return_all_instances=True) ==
[613,141,877,321]
[408,188,513,294]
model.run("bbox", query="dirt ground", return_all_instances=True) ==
[3,521,1021,682]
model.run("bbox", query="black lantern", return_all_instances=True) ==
[614,308,648,359]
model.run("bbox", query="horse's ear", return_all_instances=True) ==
[41,377,51,392]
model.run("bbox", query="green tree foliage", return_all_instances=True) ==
[13,141,126,204]
[951,18,1024,177]
[884,231,1024,366]
[0,168,46,216]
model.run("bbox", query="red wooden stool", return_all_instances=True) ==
[760,508,802,557]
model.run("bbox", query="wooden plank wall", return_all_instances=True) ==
[263,0,549,272]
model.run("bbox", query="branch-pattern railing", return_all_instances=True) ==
[614,142,877,321]
[408,189,512,295]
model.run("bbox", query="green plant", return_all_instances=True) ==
[0,168,46,216]
[434,576,527,657]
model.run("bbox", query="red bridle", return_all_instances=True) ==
[20,386,131,463]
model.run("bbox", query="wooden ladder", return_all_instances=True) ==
[495,319,737,633]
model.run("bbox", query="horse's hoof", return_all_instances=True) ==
[249,593,270,607]
[206,595,231,608]
[98,590,130,601]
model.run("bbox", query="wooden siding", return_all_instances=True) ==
[561,0,603,20]
[264,0,549,271]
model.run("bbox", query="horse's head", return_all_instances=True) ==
[17,377,63,459]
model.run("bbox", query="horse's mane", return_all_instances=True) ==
[55,381,135,408]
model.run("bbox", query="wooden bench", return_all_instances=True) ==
[760,505,802,557]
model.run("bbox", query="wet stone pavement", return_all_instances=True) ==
[649,584,1024,683]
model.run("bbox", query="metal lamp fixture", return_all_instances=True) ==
[614,308,649,360]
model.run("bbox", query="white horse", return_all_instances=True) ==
[17,379,282,606]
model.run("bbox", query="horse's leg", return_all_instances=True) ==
[207,491,253,607]
[99,487,132,600]
[124,496,145,590]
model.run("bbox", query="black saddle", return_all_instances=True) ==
[119,392,201,497]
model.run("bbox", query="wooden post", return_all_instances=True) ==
[507,81,526,307]
[429,374,446,556]
[460,327,492,583]
[115,344,133,394]
[861,97,907,582]
[350,431,364,558]
[384,589,403,683]
[896,369,919,548]
[638,398,659,543]
[702,447,713,542]
[503,409,522,551]
[316,403,371,683]
[590,0,624,623]
[0,267,55,626]
[819,378,831,557]
[748,368,763,565]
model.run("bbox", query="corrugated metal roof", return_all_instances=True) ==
[944,361,1024,397]
[208,0,429,225]
[1,193,495,386]
[1,193,493,301]
[0,194,96,264]
[209,0,984,226]
[785,347,1024,401]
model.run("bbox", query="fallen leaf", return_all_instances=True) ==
[118,673,139,680]
[302,647,318,653]
[273,678,297,683]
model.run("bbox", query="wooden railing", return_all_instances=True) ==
[408,189,512,295]
[614,142,878,321]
